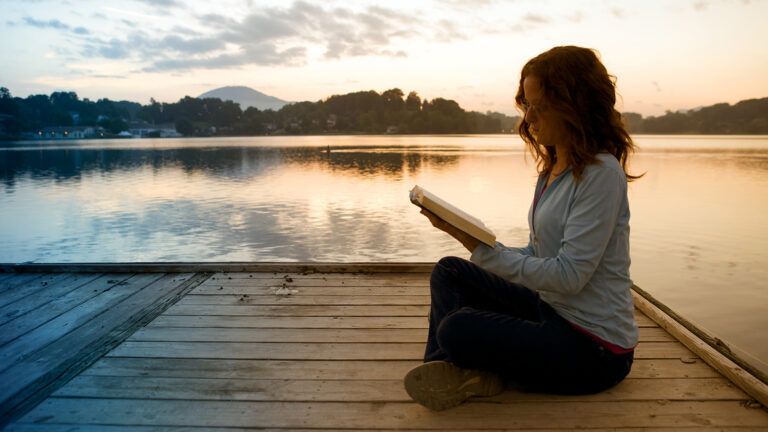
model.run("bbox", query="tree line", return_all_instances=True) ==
[622,98,768,134]
[0,87,518,139]
[1,86,766,140]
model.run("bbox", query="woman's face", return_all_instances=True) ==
[522,75,560,146]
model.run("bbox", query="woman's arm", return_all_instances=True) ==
[471,165,626,295]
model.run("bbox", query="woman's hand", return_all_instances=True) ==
[419,208,481,253]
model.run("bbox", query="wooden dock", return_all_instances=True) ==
[1,263,767,430]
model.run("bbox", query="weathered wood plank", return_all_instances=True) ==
[4,262,435,274]
[147,313,658,328]
[17,399,768,428]
[179,294,432,305]
[0,273,205,425]
[191,284,429,296]
[164,304,660,326]
[0,274,43,293]
[0,274,134,347]
[128,326,673,344]
[8,426,768,432]
[106,341,693,360]
[84,358,421,380]
[633,291,768,408]
[81,357,722,381]
[130,327,428,343]
[210,272,430,280]
[149,315,429,328]
[0,274,102,326]
[0,274,159,373]
[199,278,430,287]
[164,304,429,316]
[0,274,70,308]
[9,427,768,432]
[52,375,745,402]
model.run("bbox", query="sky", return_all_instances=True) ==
[0,0,766,117]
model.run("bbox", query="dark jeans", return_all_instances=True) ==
[425,256,633,394]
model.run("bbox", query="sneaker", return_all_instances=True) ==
[403,361,504,411]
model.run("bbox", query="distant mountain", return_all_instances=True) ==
[198,86,289,111]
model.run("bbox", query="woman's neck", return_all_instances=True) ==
[552,145,568,174]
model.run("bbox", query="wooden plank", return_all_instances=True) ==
[84,358,421,380]
[191,284,429,296]
[107,341,426,360]
[0,274,70,308]
[0,273,207,425]
[82,357,721,381]
[0,274,43,293]
[147,314,658,329]
[0,274,101,326]
[127,326,673,344]
[52,375,745,402]
[179,294,432,305]
[130,327,429,343]
[4,262,436,274]
[164,304,430,316]
[107,341,693,360]
[0,274,134,347]
[199,278,430,287]
[8,426,768,432]
[210,272,430,280]
[16,399,768,428]
[149,315,429,328]
[633,291,768,408]
[0,274,159,373]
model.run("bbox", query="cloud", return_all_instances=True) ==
[81,1,426,72]
[434,19,466,41]
[21,16,90,34]
[651,81,662,92]
[506,12,553,32]
[437,0,497,8]
[693,0,709,10]
[133,0,181,7]
[523,13,550,24]
[39,1,473,73]
[160,35,226,54]
[567,11,584,22]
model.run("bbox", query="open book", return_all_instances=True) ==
[409,185,496,247]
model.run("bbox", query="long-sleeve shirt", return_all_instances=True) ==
[470,152,638,349]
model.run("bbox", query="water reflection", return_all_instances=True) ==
[0,146,464,190]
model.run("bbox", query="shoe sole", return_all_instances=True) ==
[403,361,504,411]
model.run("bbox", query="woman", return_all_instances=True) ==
[404,45,642,411]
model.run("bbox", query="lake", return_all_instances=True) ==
[1,134,767,377]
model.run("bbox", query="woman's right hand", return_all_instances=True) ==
[420,208,481,253]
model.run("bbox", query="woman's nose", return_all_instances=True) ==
[525,108,537,123]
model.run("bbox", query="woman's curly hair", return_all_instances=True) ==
[515,46,641,182]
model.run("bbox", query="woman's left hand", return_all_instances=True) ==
[420,208,481,253]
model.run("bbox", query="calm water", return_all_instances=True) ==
[1,135,767,375]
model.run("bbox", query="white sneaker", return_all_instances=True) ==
[403,361,504,411]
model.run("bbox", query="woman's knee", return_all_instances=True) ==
[435,307,477,354]
[430,256,463,287]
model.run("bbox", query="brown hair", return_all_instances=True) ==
[515,46,641,181]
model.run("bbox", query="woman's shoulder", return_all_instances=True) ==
[576,153,626,190]
[586,153,624,178]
